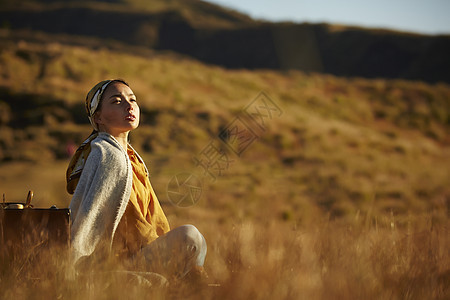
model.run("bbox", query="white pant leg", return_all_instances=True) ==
[140,225,207,279]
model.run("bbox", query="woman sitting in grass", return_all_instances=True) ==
[66,79,207,282]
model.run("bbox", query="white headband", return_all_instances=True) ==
[88,80,113,130]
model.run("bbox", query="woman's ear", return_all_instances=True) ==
[93,112,102,126]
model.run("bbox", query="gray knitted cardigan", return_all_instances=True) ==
[69,132,139,264]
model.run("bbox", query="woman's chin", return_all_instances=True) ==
[130,122,140,130]
[122,121,140,131]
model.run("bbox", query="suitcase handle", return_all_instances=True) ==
[1,190,34,209]
[25,190,33,208]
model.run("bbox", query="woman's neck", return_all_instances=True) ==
[100,130,129,151]
[114,134,129,151]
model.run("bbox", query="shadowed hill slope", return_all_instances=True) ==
[1,0,449,83]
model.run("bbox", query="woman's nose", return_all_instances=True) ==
[125,100,133,111]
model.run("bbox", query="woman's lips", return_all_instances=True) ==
[125,114,136,121]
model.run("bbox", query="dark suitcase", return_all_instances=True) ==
[0,191,70,263]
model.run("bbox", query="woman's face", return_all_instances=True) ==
[94,82,140,135]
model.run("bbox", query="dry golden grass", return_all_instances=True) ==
[1,215,448,299]
[0,35,449,299]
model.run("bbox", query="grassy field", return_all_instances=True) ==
[1,217,447,299]
[0,34,449,299]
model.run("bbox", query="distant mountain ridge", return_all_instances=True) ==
[1,0,449,83]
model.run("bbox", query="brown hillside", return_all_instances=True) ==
[0,34,448,222]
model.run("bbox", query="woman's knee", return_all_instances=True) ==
[179,225,203,246]
[182,225,207,266]
[177,225,207,262]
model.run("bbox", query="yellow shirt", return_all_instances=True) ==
[113,147,170,256]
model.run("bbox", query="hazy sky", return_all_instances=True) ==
[206,0,450,35]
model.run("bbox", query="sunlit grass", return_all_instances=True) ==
[1,214,448,299]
